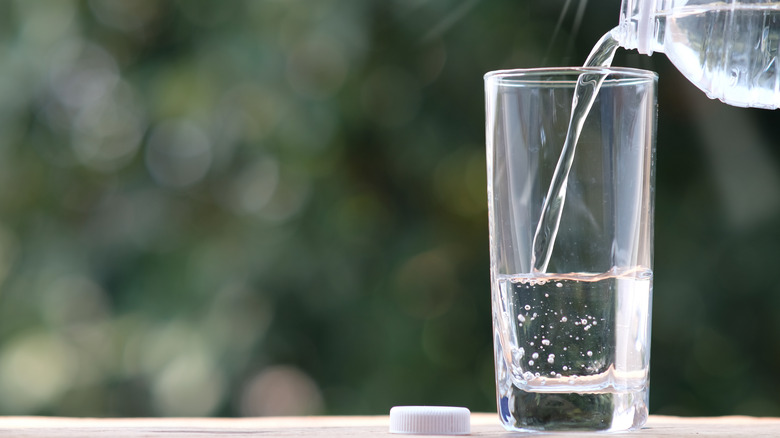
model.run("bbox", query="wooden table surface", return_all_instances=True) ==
[1,414,780,437]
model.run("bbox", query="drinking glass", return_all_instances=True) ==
[485,67,657,432]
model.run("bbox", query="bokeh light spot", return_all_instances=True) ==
[0,331,78,414]
[48,40,119,113]
[41,275,110,327]
[227,156,280,215]
[71,80,146,172]
[240,365,323,417]
[286,36,349,100]
[145,119,212,188]
[151,348,225,416]
[16,0,77,47]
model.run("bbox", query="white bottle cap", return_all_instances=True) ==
[389,406,471,435]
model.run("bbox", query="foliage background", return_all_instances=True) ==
[1,0,780,418]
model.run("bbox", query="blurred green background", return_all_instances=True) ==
[1,0,780,418]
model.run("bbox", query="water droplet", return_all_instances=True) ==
[531,352,539,360]
[541,339,550,346]
[547,354,555,364]
[524,305,531,311]
[528,360,534,366]
[587,350,593,357]
[560,316,568,322]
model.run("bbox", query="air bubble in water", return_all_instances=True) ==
[523,371,534,380]
[562,365,568,371]
[540,378,546,385]
[524,305,531,311]
[547,354,555,364]
[531,352,539,360]
[541,339,551,346]
[556,282,562,288]
[518,314,525,322]
[528,360,535,366]
[560,316,568,322]
[587,350,593,357]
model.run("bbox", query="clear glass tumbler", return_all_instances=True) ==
[485,67,657,432]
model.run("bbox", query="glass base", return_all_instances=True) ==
[497,387,648,432]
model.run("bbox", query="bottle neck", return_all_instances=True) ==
[617,0,660,55]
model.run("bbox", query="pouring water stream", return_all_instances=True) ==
[530,30,621,273]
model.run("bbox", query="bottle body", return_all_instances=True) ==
[617,0,780,109]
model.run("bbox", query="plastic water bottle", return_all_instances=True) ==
[615,0,780,109]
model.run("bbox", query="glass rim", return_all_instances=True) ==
[484,66,657,86]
